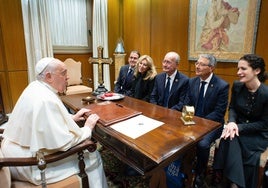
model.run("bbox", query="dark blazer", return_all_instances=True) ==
[214,81,268,187]
[114,65,133,96]
[228,81,268,138]
[184,74,229,124]
[150,71,189,111]
[130,73,155,102]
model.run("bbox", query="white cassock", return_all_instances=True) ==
[1,80,108,188]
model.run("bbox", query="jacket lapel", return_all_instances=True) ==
[169,72,179,96]
[160,74,167,100]
[193,78,200,106]
[204,75,216,100]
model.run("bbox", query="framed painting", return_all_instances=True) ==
[188,0,262,62]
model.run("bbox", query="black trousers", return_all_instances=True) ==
[213,137,262,188]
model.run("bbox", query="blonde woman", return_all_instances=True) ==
[130,55,157,102]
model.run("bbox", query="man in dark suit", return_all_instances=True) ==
[150,51,189,111]
[114,50,140,96]
[184,54,229,187]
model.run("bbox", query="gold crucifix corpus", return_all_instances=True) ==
[88,46,113,95]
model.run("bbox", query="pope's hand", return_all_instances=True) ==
[73,108,91,122]
[84,114,100,130]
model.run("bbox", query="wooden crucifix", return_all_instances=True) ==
[88,46,113,95]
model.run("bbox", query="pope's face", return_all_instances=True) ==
[50,62,69,93]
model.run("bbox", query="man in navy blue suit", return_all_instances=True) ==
[184,54,229,187]
[150,51,189,111]
[114,50,140,96]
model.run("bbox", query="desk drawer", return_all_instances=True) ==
[93,125,157,175]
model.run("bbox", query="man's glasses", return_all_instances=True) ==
[195,62,210,67]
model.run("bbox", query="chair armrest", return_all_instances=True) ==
[0,138,96,168]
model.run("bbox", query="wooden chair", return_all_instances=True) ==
[0,129,96,188]
[213,139,268,188]
[257,147,268,188]
[63,58,92,95]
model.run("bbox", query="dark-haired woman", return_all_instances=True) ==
[214,54,268,188]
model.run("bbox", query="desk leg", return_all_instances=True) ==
[149,169,167,188]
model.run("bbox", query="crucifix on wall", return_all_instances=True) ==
[88,46,113,96]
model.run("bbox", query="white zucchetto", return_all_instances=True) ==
[35,57,55,75]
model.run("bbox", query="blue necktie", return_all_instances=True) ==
[124,69,133,88]
[163,77,171,107]
[195,81,206,116]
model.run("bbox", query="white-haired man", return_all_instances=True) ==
[1,57,108,187]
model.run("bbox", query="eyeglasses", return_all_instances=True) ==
[195,62,210,67]
[162,60,173,64]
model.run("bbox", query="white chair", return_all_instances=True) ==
[63,58,92,95]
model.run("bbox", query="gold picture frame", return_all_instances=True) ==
[188,0,262,62]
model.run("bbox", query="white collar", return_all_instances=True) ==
[166,70,177,80]
[200,73,213,84]
[39,80,58,94]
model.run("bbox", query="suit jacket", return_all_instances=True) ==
[184,74,229,124]
[150,71,189,111]
[114,65,134,96]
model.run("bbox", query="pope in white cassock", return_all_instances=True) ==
[1,57,108,187]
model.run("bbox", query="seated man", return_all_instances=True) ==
[1,57,108,188]
[114,50,140,96]
[150,51,189,111]
[184,54,229,187]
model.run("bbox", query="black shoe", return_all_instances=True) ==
[211,170,223,186]
[193,174,205,188]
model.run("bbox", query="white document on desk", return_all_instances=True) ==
[110,114,164,139]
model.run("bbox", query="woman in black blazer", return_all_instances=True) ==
[130,55,157,102]
[214,54,268,188]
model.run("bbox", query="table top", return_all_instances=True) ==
[61,93,221,166]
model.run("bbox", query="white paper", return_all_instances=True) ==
[110,115,164,139]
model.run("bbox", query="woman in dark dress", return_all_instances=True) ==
[130,55,157,102]
[214,54,268,188]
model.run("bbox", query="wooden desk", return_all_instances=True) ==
[61,93,221,177]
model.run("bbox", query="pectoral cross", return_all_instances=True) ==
[88,46,113,95]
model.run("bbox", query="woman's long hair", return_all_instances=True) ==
[134,55,157,80]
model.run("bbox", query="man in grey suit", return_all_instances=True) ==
[184,54,229,187]
[150,51,189,111]
[114,50,140,96]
